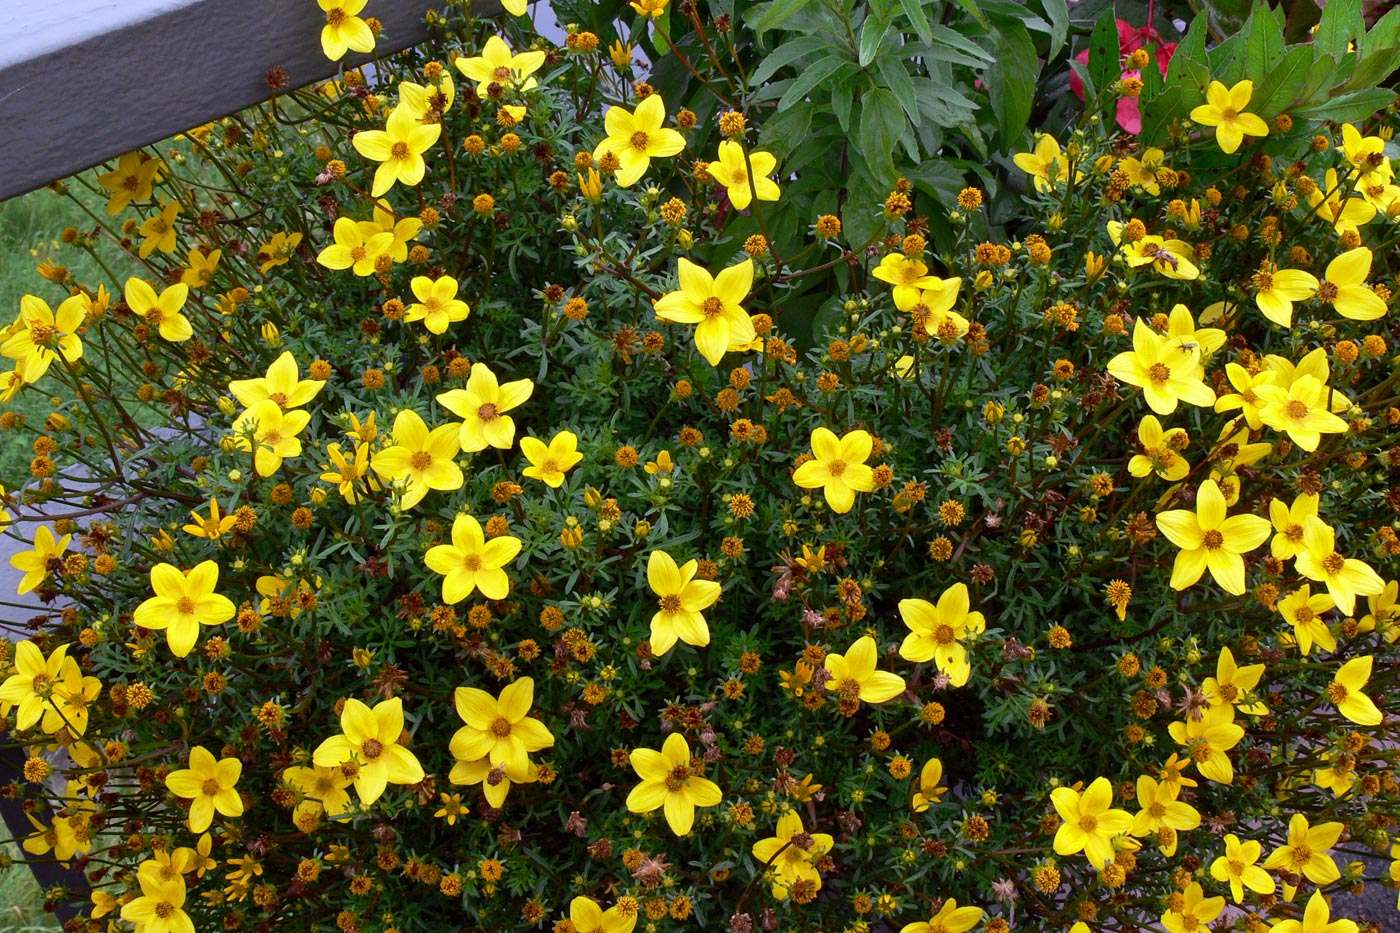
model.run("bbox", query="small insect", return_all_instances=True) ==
[1147,246,1182,272]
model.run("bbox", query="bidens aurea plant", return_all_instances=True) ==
[5,0,1400,932]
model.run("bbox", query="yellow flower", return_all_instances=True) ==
[792,427,875,514]
[1271,889,1359,933]
[133,561,236,657]
[0,642,91,734]
[1115,230,1200,280]
[1278,584,1337,655]
[871,253,941,309]
[630,0,669,16]
[367,200,422,261]
[1215,363,1279,431]
[451,677,555,774]
[1107,319,1214,415]
[1128,415,1190,481]
[320,441,374,504]
[120,866,193,933]
[625,733,722,835]
[398,74,456,121]
[1051,776,1134,868]
[569,896,637,933]
[911,758,946,812]
[96,151,161,215]
[1294,522,1384,616]
[425,513,522,603]
[438,362,535,452]
[644,450,674,475]
[316,217,393,276]
[284,763,354,822]
[433,792,468,826]
[654,258,756,366]
[1312,246,1388,320]
[455,35,546,98]
[825,635,906,705]
[707,141,780,210]
[592,94,686,187]
[229,351,325,409]
[1255,375,1349,452]
[352,105,442,198]
[1268,493,1322,561]
[520,431,583,487]
[1012,134,1078,191]
[1262,813,1342,886]
[1308,169,1377,238]
[578,167,603,202]
[1210,833,1274,903]
[10,525,72,595]
[1360,580,1399,640]
[1160,882,1224,933]
[1189,80,1268,154]
[899,900,983,933]
[608,40,634,70]
[180,248,221,288]
[1154,479,1270,595]
[897,583,985,687]
[751,811,833,899]
[1328,655,1382,725]
[258,231,303,274]
[1167,705,1243,784]
[232,399,311,477]
[646,549,722,655]
[318,0,375,60]
[450,751,537,808]
[404,275,470,334]
[182,498,237,542]
[370,409,463,509]
[138,199,181,258]
[1251,263,1318,328]
[165,746,243,832]
[1201,647,1267,716]
[313,697,425,805]
[1129,775,1200,856]
[1,294,86,382]
[124,277,192,342]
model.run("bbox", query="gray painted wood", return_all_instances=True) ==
[0,0,503,201]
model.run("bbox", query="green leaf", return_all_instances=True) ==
[1138,85,1184,147]
[776,55,848,110]
[1315,0,1360,59]
[746,36,829,87]
[858,14,890,67]
[1087,7,1120,105]
[1361,5,1400,57]
[1300,54,1338,100]
[1291,87,1397,123]
[1167,13,1209,86]
[856,87,906,173]
[948,0,988,28]
[986,20,1038,148]
[875,55,919,122]
[1344,45,1400,94]
[1039,0,1069,61]
[1243,5,1284,84]
[832,83,855,132]
[757,102,814,160]
[1249,44,1313,118]
[898,0,934,44]
[749,0,819,33]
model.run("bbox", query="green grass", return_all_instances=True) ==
[0,841,61,933]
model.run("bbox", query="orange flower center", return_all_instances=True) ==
[462,553,483,572]
[350,246,368,263]
[1148,801,1166,819]
[202,777,222,796]
[659,593,683,613]
[1295,606,1315,623]
[490,716,513,737]
[326,9,347,26]
[29,323,55,345]
[1078,813,1099,832]
[1328,682,1349,704]
[1227,858,1244,876]
[269,392,288,407]
[1323,552,1346,575]
[837,677,861,700]
[391,142,411,161]
[1147,362,1172,384]
[629,131,651,151]
[409,450,433,470]
[264,429,283,445]
[1290,844,1312,865]
[155,903,176,919]
[1317,281,1340,303]
[145,309,166,327]
[932,624,956,645]
[1202,529,1224,550]
[1285,400,1309,420]
[1285,523,1304,542]
[477,403,499,423]
[539,458,559,474]
[664,764,690,792]
[492,66,512,81]
[361,738,384,761]
[1188,738,1212,762]
[176,596,197,615]
[826,459,847,477]
[1221,107,1239,122]
[1219,683,1238,702]
[701,296,724,318]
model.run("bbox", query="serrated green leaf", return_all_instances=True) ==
[1167,14,1209,85]
[898,0,934,44]
[1344,44,1400,94]
[1291,86,1397,123]
[1315,0,1361,59]
[1138,85,1184,147]
[1361,5,1400,57]
[1249,44,1313,118]
[1243,6,1284,84]
[776,55,848,110]
[1300,54,1337,100]
[1087,7,1120,104]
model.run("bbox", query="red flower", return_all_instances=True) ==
[1068,19,1177,134]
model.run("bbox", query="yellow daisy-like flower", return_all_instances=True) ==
[124,277,193,343]
[1268,493,1322,561]
[1294,522,1384,616]
[0,641,84,733]
[132,561,237,658]
[1050,776,1134,868]
[317,217,394,276]
[792,427,875,514]
[1160,882,1224,933]
[1013,134,1079,192]
[318,0,375,61]
[1255,374,1349,452]
[646,549,722,656]
[138,199,181,258]
[1129,774,1200,856]
[229,351,325,410]
[751,811,833,900]
[653,258,756,366]
[352,105,442,198]
[425,513,522,603]
[706,141,781,210]
[120,867,193,933]
[1209,833,1274,903]
[1166,705,1243,784]
[1312,246,1388,320]
[871,253,941,309]
[404,275,471,334]
[312,697,425,805]
[320,442,375,504]
[1,294,86,383]
[450,677,555,774]
[9,524,71,595]
[437,362,535,452]
[1128,414,1190,481]
[1201,647,1267,716]
[1328,655,1383,725]
[569,896,637,933]
[824,635,906,705]
[367,200,422,262]
[455,35,546,98]
[1107,319,1214,415]
[625,732,722,836]
[1251,261,1318,329]
[1262,812,1342,886]
[369,409,463,510]
[1189,79,1268,154]
[1277,584,1337,655]
[164,746,243,833]
[232,399,311,477]
[592,94,686,187]
[180,248,221,288]
[97,151,161,216]
[283,763,354,822]
[181,497,236,542]
[1155,479,1271,595]
[899,900,983,933]
[519,430,583,488]
[1214,362,1278,430]
[258,231,303,274]
[1271,890,1359,933]
[897,583,985,687]
[911,758,946,812]
[1308,169,1377,238]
